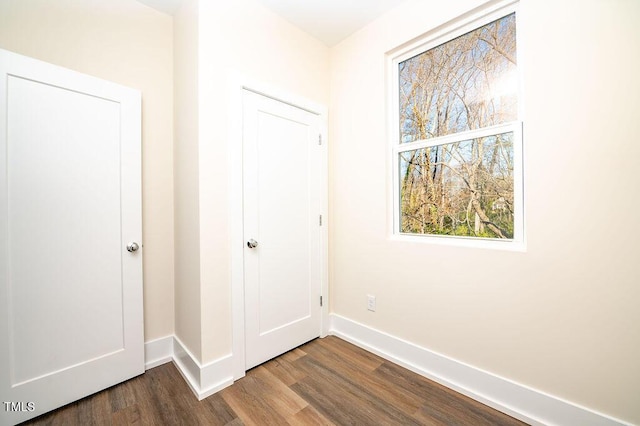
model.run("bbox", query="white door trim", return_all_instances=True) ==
[228,76,328,380]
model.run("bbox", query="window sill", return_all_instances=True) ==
[389,233,526,252]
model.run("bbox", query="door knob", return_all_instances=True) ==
[127,242,140,253]
[247,239,258,249]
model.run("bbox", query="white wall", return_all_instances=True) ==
[171,0,330,363]
[0,0,175,342]
[173,0,202,361]
[329,0,640,424]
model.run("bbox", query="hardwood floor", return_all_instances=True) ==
[24,336,526,425]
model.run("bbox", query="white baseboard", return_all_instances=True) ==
[329,314,630,426]
[144,335,174,369]
[144,336,234,400]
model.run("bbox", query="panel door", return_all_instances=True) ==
[0,49,143,425]
[243,90,322,369]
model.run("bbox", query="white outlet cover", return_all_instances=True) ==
[367,295,376,311]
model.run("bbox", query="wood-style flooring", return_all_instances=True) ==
[24,336,526,425]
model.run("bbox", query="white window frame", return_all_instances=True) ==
[388,0,524,251]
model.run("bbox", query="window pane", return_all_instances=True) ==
[399,132,514,239]
[399,14,517,144]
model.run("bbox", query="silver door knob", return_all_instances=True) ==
[127,242,140,252]
[247,239,258,249]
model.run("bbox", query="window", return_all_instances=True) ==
[391,5,522,247]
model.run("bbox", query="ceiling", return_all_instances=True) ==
[137,0,407,47]
[137,0,182,16]
[257,0,407,46]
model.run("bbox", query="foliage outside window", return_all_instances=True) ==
[393,9,522,243]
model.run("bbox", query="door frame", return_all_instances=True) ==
[228,77,328,380]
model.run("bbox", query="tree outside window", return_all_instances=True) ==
[394,11,521,242]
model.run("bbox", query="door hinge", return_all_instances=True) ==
[320,296,323,307]
[319,215,323,226]
[318,134,322,145]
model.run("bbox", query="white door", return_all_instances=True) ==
[0,50,143,425]
[243,90,322,369]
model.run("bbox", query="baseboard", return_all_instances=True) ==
[144,336,234,400]
[173,336,234,400]
[329,314,630,426]
[144,336,174,369]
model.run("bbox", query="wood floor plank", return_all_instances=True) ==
[135,367,186,425]
[108,376,138,414]
[300,337,425,415]
[250,365,308,416]
[197,393,240,426]
[288,405,335,426]
[375,360,524,426]
[291,355,423,425]
[262,356,308,387]
[281,347,307,362]
[81,391,111,426]
[23,337,527,426]
[220,373,291,426]
[110,404,143,425]
[306,336,384,372]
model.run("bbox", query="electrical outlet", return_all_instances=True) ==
[367,295,376,312]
